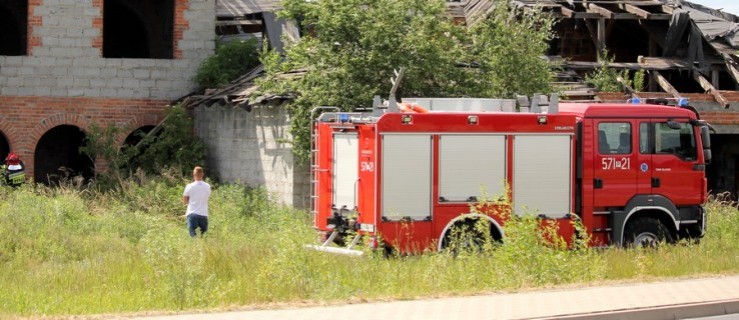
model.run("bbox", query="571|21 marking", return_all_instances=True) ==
[602,157,630,170]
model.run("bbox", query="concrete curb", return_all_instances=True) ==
[536,299,739,320]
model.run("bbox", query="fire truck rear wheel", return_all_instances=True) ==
[441,220,499,254]
[624,217,674,248]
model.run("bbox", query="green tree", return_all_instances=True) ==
[466,2,556,98]
[195,39,260,89]
[258,0,555,161]
[584,51,646,93]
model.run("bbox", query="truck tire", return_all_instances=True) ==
[441,219,500,254]
[624,217,674,248]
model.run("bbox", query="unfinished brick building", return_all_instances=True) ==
[0,0,214,183]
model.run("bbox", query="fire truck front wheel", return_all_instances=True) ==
[624,217,675,248]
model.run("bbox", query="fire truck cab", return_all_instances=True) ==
[309,96,711,255]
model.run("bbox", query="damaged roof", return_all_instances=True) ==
[193,0,739,110]
[217,0,282,18]
[182,65,304,110]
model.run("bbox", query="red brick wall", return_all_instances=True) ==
[173,0,190,59]
[0,96,166,178]
[92,0,103,53]
[594,92,739,126]
[27,0,42,55]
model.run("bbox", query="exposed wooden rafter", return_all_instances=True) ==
[651,71,682,99]
[718,53,739,89]
[559,6,602,19]
[660,4,676,14]
[619,3,650,18]
[692,70,730,108]
[616,76,641,99]
[617,3,671,20]
[584,3,615,19]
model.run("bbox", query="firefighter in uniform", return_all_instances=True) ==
[3,152,25,187]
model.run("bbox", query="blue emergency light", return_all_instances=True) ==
[629,98,641,104]
[678,98,689,107]
[339,113,350,123]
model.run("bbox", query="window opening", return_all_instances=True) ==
[0,0,28,56]
[103,0,174,59]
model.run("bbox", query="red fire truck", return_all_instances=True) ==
[308,95,711,255]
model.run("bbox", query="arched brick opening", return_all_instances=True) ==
[0,0,28,56]
[123,125,157,147]
[118,125,162,173]
[34,125,95,185]
[0,131,10,163]
[0,118,19,161]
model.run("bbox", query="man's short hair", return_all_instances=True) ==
[193,166,204,177]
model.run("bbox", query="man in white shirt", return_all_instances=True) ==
[183,166,212,237]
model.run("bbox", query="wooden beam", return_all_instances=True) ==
[660,4,675,14]
[616,76,641,99]
[559,7,604,19]
[652,71,682,99]
[585,3,615,19]
[722,53,739,86]
[597,18,606,56]
[620,3,650,19]
[612,13,644,20]
[712,70,720,88]
[583,19,600,53]
[692,70,730,108]
[560,6,575,18]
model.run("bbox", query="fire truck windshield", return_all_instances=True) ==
[654,122,697,161]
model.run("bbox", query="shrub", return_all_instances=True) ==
[195,39,260,89]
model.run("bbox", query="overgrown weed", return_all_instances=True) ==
[0,178,736,317]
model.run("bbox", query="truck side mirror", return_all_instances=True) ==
[700,125,712,164]
[700,125,711,149]
[666,120,682,130]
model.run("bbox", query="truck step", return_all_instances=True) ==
[593,228,612,232]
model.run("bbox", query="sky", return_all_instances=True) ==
[688,0,739,16]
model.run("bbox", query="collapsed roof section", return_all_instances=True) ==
[448,0,739,107]
[191,0,739,110]
[215,0,298,52]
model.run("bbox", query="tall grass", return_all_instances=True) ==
[0,178,736,317]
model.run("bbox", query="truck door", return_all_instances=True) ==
[645,120,703,205]
[636,122,653,195]
[593,120,638,208]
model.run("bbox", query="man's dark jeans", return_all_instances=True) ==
[187,214,209,237]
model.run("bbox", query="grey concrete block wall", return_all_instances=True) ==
[194,104,310,209]
[0,0,215,100]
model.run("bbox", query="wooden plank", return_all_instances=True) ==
[611,12,640,19]
[692,70,730,108]
[652,71,682,99]
[597,18,606,56]
[586,3,615,19]
[215,19,262,27]
[720,53,739,88]
[620,3,650,19]
[583,19,600,52]
[560,6,575,17]
[645,13,672,20]
[616,76,640,99]
[661,4,675,14]
[558,6,603,18]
